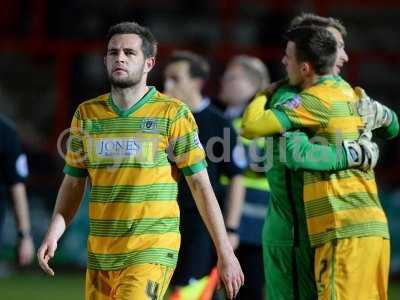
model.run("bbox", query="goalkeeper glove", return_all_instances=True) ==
[342,132,379,171]
[355,87,393,131]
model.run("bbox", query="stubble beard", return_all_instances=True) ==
[108,63,145,89]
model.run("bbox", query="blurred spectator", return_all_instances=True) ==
[164,50,245,291]
[0,114,34,266]
[218,55,270,299]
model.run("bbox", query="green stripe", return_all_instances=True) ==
[181,160,207,176]
[81,117,170,136]
[90,183,178,203]
[69,137,83,152]
[330,101,357,117]
[309,221,389,246]
[88,248,179,270]
[89,217,179,237]
[172,105,190,124]
[147,96,174,104]
[174,131,200,156]
[304,169,375,185]
[63,164,88,177]
[315,132,359,144]
[271,109,292,130]
[300,93,330,127]
[305,192,380,218]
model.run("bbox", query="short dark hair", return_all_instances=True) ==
[167,50,210,80]
[106,22,158,58]
[290,13,347,37]
[285,26,337,75]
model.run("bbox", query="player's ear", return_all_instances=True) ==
[144,56,156,74]
[300,62,311,76]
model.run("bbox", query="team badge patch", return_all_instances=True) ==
[141,118,157,132]
[283,95,302,109]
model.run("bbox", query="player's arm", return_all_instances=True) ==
[241,90,329,139]
[373,109,398,139]
[170,104,244,299]
[185,170,244,299]
[10,183,33,266]
[37,175,86,276]
[284,131,378,172]
[224,175,244,249]
[2,121,33,266]
[241,94,286,139]
[220,119,245,249]
[38,107,88,276]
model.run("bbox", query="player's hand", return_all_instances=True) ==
[355,87,392,131]
[264,79,288,97]
[342,132,379,171]
[217,249,244,299]
[37,238,58,276]
[17,236,34,266]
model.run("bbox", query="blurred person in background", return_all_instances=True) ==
[0,114,34,267]
[218,55,270,299]
[37,21,244,300]
[164,51,245,293]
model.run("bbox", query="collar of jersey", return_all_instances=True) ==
[107,86,156,117]
[316,75,339,85]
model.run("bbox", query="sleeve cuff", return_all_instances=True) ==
[271,108,292,131]
[181,160,207,176]
[63,164,88,178]
[387,110,399,139]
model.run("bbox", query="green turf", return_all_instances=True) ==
[0,270,84,300]
[0,271,399,299]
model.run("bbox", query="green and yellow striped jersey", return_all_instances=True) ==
[64,87,207,270]
[273,76,389,247]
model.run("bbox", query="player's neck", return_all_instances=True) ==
[301,73,325,89]
[111,81,148,110]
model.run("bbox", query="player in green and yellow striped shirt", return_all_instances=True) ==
[242,26,397,299]
[37,21,244,300]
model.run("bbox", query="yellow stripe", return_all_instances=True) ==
[307,206,387,236]
[89,201,180,220]
[65,152,86,169]
[89,166,179,186]
[325,117,363,132]
[88,232,180,254]
[175,148,206,169]
[134,102,173,118]
[303,177,378,202]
